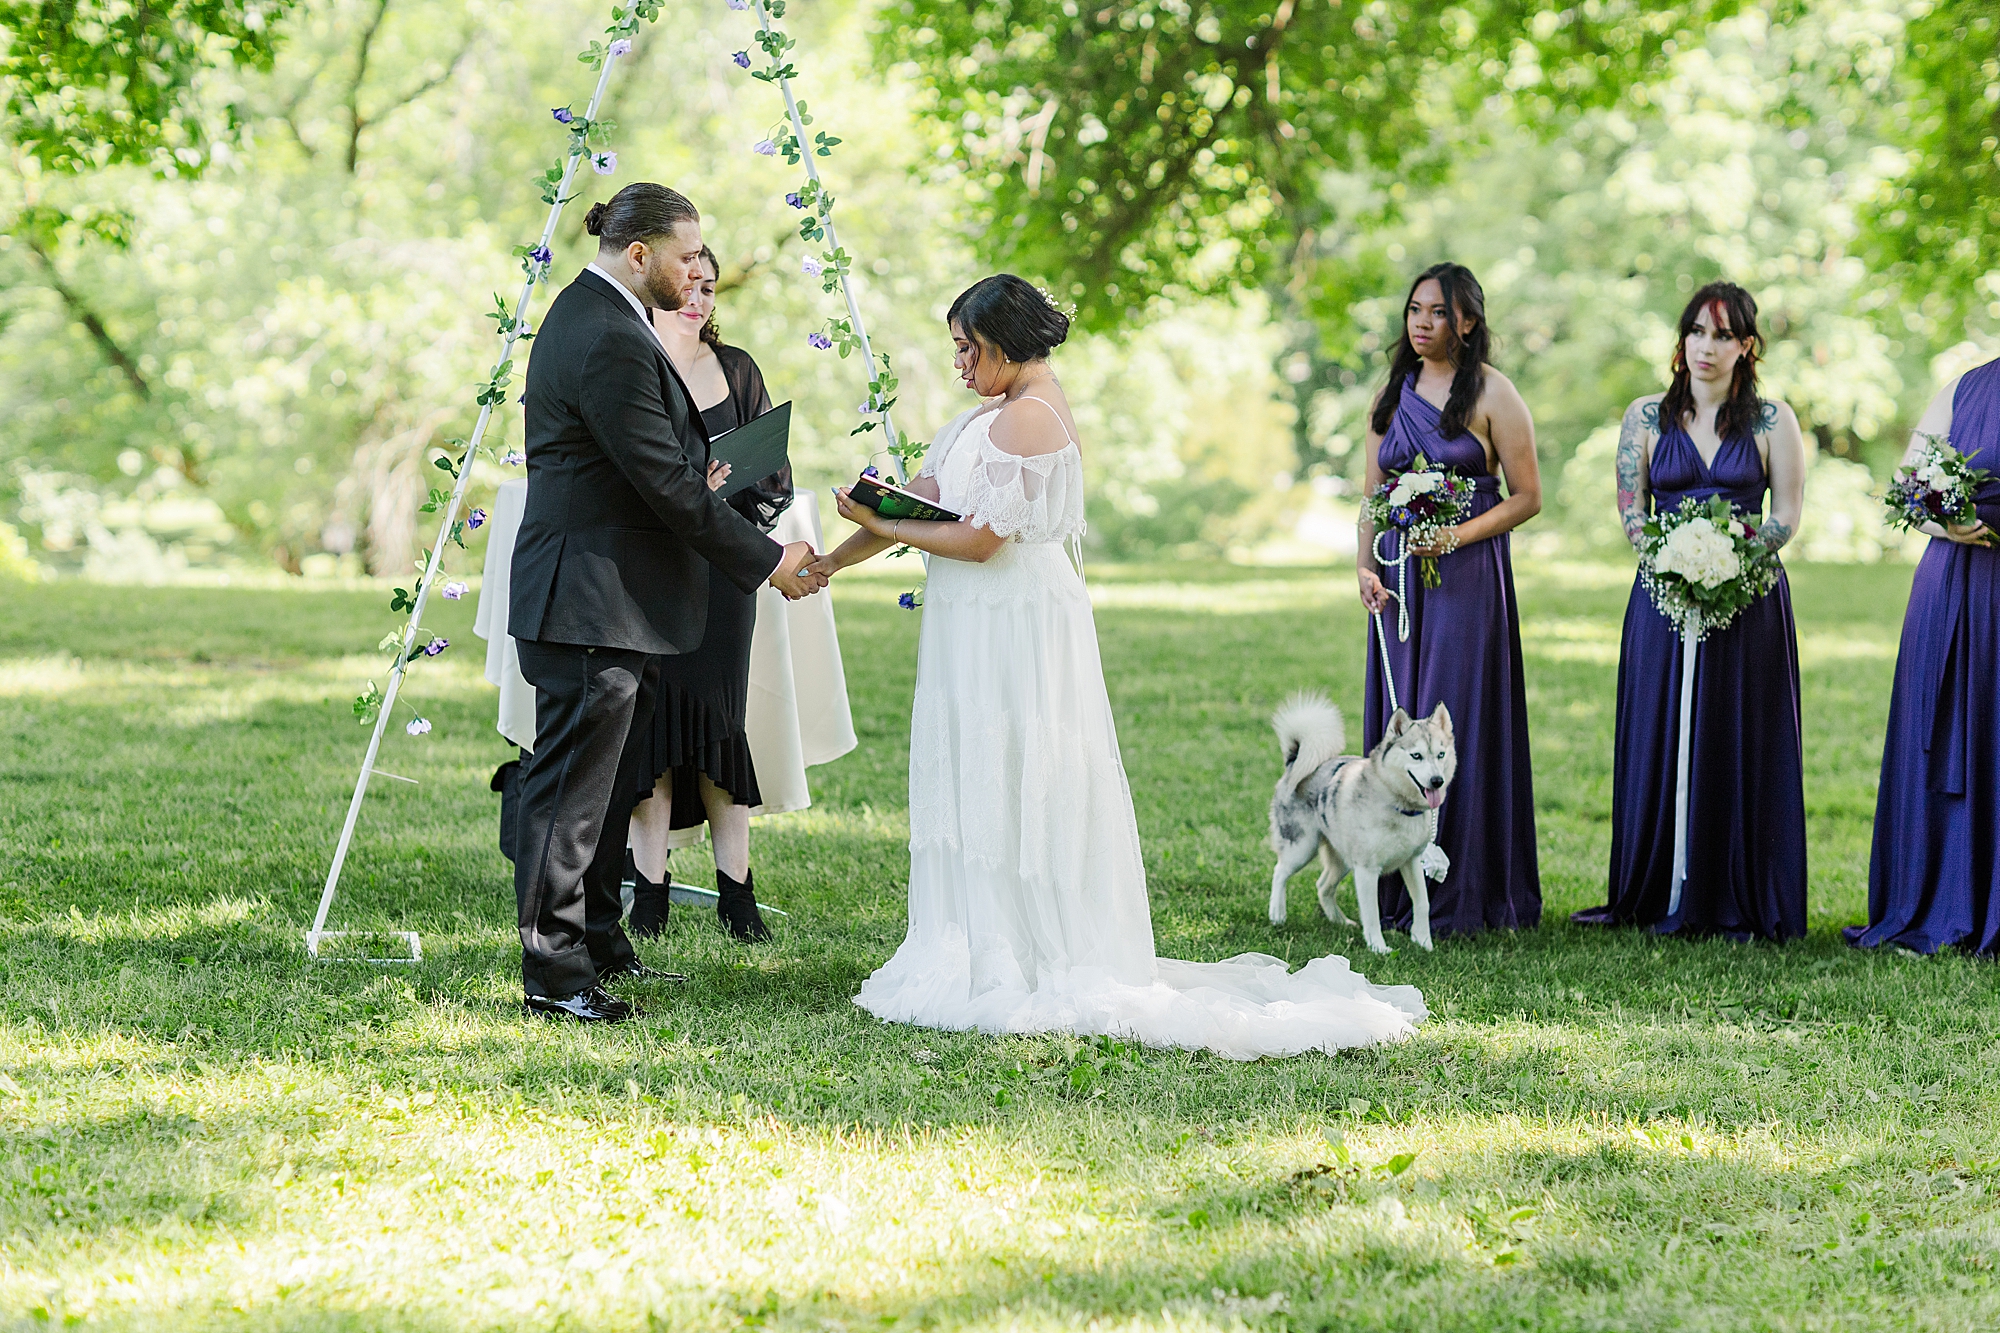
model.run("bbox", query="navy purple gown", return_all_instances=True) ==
[1574,418,1807,941]
[1849,357,2000,955]
[1364,379,1541,936]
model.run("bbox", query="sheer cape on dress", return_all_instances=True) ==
[852,401,1427,1060]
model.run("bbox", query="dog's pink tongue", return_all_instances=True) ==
[1423,788,1445,810]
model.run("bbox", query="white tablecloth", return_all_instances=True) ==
[474,478,857,840]
[472,479,536,749]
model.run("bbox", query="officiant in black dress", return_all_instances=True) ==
[509,184,822,1024]
[626,246,791,942]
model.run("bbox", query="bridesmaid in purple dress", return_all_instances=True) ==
[1848,356,2000,954]
[1357,263,1543,941]
[1571,283,1809,941]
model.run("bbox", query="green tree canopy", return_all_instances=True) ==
[1,0,289,173]
[876,0,1747,329]
[1864,0,2000,325]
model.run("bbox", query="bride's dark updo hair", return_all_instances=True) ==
[584,182,698,251]
[947,274,1070,362]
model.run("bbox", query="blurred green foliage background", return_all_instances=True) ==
[0,0,1994,576]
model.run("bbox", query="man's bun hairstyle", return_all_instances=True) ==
[947,274,1071,362]
[585,183,698,251]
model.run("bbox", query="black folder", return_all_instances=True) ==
[709,401,792,499]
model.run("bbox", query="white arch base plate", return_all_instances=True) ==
[307,930,423,964]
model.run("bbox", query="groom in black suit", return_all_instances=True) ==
[509,182,823,1022]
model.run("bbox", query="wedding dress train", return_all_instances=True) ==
[853,402,1427,1059]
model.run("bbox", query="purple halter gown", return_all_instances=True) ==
[1848,357,2000,955]
[1573,419,1807,941]
[1363,378,1541,937]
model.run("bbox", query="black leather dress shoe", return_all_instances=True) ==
[524,985,635,1023]
[598,960,688,985]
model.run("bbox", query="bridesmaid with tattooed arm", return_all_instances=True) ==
[1572,281,1809,940]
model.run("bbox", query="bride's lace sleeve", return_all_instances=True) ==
[965,435,1087,544]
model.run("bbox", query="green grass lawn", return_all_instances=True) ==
[4,559,1998,1332]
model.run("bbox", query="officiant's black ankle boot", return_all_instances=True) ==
[628,852,672,940]
[715,868,772,943]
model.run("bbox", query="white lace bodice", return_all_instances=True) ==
[921,403,1086,547]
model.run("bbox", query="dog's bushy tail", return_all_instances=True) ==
[1272,692,1346,791]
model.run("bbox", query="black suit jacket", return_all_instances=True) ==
[510,269,783,654]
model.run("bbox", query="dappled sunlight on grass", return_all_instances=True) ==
[5,566,2000,1329]
[1514,560,1646,592]
[1520,617,1622,664]
[0,895,266,945]
[5,1025,1991,1329]
[752,801,911,845]
[1798,629,1900,664]
[1086,579,1348,614]
[0,652,494,729]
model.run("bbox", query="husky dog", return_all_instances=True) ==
[1267,694,1457,954]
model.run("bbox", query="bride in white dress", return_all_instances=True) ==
[812,275,1425,1059]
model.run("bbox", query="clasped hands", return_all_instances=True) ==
[769,541,829,600]
[760,486,912,596]
[793,485,895,586]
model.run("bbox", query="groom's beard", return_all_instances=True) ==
[639,260,689,313]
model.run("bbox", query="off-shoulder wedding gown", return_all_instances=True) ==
[853,400,1427,1059]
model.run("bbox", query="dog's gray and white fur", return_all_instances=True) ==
[1267,693,1457,954]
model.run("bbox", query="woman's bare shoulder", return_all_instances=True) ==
[1473,366,1535,438]
[1476,365,1530,408]
[987,394,1074,458]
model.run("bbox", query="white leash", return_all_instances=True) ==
[1367,562,1450,884]
[1373,529,1414,643]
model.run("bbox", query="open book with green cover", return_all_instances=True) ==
[848,471,962,523]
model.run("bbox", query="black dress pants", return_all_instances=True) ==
[512,639,656,997]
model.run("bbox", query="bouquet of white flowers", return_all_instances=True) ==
[1639,495,1782,641]
[1882,433,1991,534]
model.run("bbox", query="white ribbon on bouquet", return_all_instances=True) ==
[1668,623,1700,917]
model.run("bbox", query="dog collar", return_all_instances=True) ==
[1395,805,1428,818]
